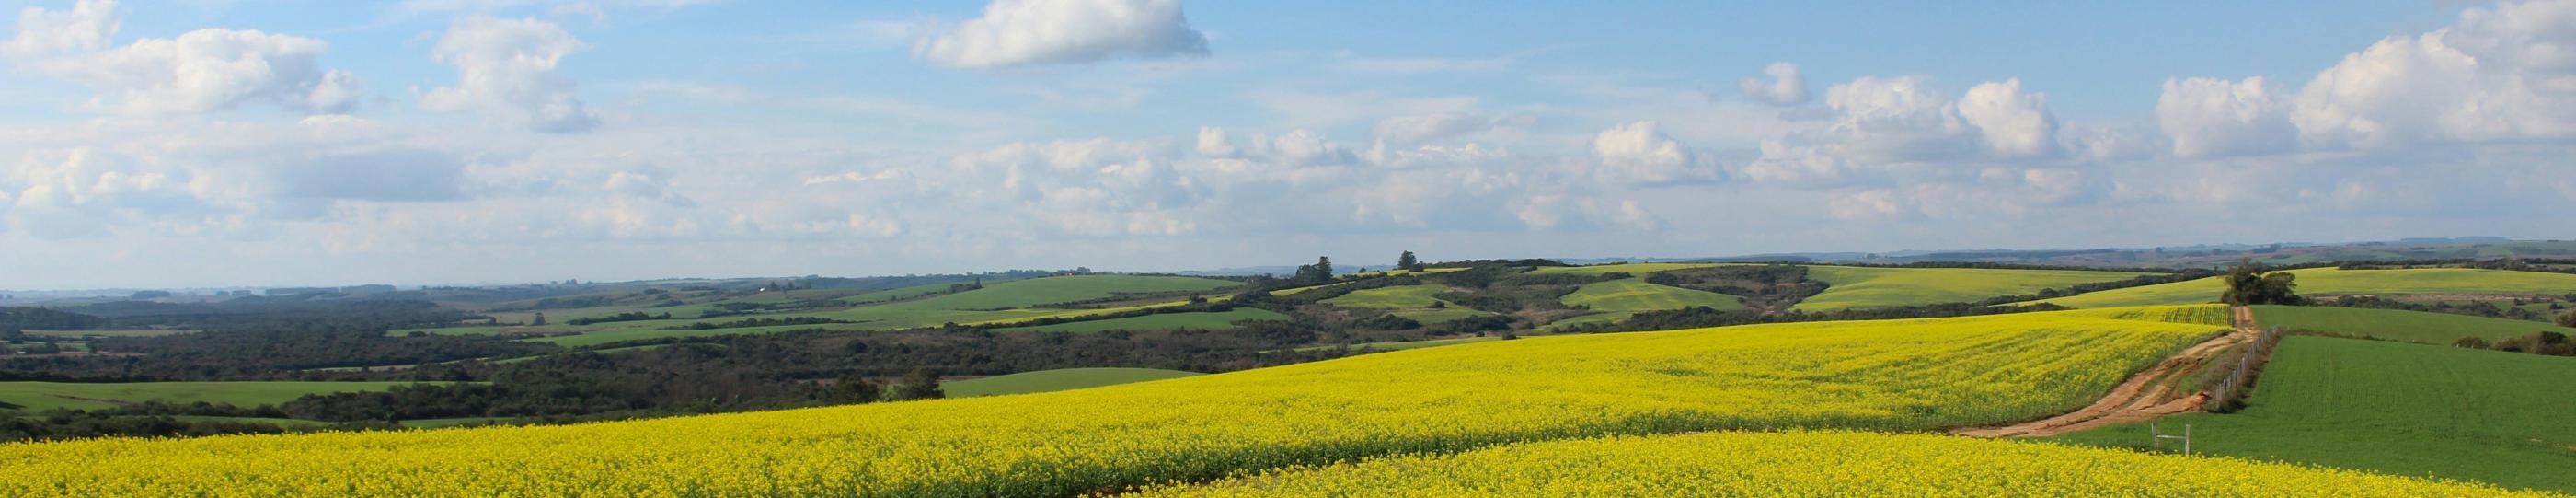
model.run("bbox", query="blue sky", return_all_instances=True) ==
[1,0,2570,289]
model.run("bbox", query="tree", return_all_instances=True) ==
[2558,310,2576,329]
[831,373,881,404]
[1292,256,1335,284]
[530,312,546,326]
[894,368,944,400]
[1397,251,1420,272]
[2218,260,2301,305]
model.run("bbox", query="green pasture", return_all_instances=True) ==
[2032,268,2576,308]
[1793,266,2147,311]
[941,367,1204,398]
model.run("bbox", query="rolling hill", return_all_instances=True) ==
[2052,336,2576,493]
[1792,265,2149,311]
[2031,268,2576,308]
[0,306,2227,496]
[0,381,441,412]
[1127,431,2541,497]
[941,367,1204,398]
[2251,305,2576,345]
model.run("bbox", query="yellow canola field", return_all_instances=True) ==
[0,306,2230,497]
[1126,430,2553,497]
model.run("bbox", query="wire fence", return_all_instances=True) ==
[2204,326,2283,413]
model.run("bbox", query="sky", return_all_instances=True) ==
[2,0,2572,289]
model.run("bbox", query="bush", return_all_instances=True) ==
[2557,310,2576,329]
[1357,315,1422,330]
[2454,337,2491,349]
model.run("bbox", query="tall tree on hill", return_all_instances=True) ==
[1293,257,1335,284]
[832,373,882,404]
[2219,260,2302,305]
[1397,251,1420,272]
[895,368,945,400]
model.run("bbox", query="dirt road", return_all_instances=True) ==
[1952,306,2258,438]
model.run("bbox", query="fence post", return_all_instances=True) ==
[2183,423,2192,455]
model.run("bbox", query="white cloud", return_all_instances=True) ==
[1736,62,1810,106]
[422,16,600,133]
[1819,75,1979,162]
[912,0,1209,68]
[2157,0,2576,154]
[1192,125,1235,156]
[1243,129,1356,167]
[2156,76,2294,158]
[1742,75,2067,186]
[8,1,362,115]
[1590,121,1720,185]
[6,0,119,56]
[1956,79,2057,158]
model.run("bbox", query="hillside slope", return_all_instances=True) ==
[2252,305,2576,345]
[0,307,2226,496]
[2052,337,2576,493]
[1795,266,2148,311]
[1129,431,2546,497]
[2031,268,2576,308]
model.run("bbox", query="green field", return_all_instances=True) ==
[1560,278,1745,312]
[1319,284,1451,308]
[1525,262,1724,276]
[2033,268,2576,308]
[22,329,195,338]
[1541,311,1633,330]
[171,415,334,428]
[1389,307,1494,324]
[898,275,1239,310]
[486,343,694,365]
[398,417,515,429]
[1320,285,1497,324]
[414,275,1248,346]
[1318,335,1504,351]
[0,381,440,411]
[1793,266,2147,311]
[835,281,982,305]
[2253,305,2576,345]
[2053,337,2576,493]
[941,367,1204,398]
[993,308,1288,332]
[1347,267,1467,277]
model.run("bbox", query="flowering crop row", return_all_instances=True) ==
[1123,430,2550,497]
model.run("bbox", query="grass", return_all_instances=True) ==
[1318,284,1450,308]
[2032,268,2576,308]
[486,343,691,365]
[992,308,1288,332]
[1541,311,1633,331]
[1560,278,1745,312]
[1793,265,2148,311]
[2051,337,2576,493]
[1391,308,1493,324]
[172,416,334,428]
[1317,284,1499,324]
[1347,267,1467,277]
[399,417,514,429]
[2252,305,2576,345]
[941,367,1205,398]
[1524,262,1724,276]
[899,275,1240,310]
[0,381,442,411]
[464,275,1246,347]
[1328,336,1501,352]
[21,329,194,338]
[835,282,973,305]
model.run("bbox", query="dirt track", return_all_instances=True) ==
[1952,306,2257,438]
